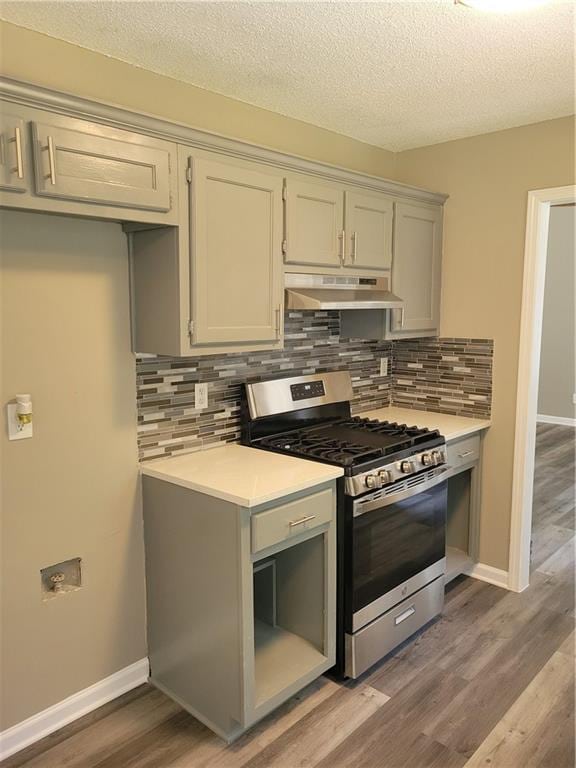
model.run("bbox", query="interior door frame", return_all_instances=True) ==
[508,185,576,593]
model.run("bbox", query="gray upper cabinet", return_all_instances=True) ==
[0,102,178,225]
[130,149,286,357]
[284,178,393,274]
[388,202,443,338]
[344,190,393,272]
[0,113,27,193]
[284,178,344,268]
[31,119,172,211]
[189,155,284,347]
[340,201,443,342]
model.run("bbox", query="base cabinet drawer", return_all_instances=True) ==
[251,487,333,554]
[447,434,480,470]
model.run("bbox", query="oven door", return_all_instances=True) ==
[349,468,448,632]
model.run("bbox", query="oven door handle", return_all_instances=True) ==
[353,467,451,517]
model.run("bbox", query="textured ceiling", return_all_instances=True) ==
[0,1,574,150]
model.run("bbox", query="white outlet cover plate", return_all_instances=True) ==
[380,358,389,377]
[6,403,33,440]
[195,383,208,409]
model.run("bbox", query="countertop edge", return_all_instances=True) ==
[140,464,344,508]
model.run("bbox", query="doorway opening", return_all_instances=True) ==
[509,186,576,592]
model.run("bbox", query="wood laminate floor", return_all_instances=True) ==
[4,426,574,768]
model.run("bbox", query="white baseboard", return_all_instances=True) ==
[536,413,576,427]
[467,562,510,589]
[0,658,149,761]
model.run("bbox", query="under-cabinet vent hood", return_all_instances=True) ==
[285,274,403,311]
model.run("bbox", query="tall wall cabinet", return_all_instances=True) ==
[0,78,448,357]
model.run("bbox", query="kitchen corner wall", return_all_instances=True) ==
[137,312,493,461]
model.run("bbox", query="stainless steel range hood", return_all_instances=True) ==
[285,274,403,311]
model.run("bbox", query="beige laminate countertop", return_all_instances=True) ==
[140,443,343,508]
[358,406,491,442]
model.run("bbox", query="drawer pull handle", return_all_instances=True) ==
[46,135,56,185]
[458,450,474,458]
[12,126,23,179]
[394,605,416,625]
[352,231,358,263]
[289,514,316,528]
[339,229,346,265]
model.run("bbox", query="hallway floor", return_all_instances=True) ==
[5,425,574,768]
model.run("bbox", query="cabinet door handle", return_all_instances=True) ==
[352,231,358,263]
[12,126,23,179]
[458,450,474,458]
[339,229,346,265]
[46,135,56,185]
[396,307,405,328]
[275,306,282,337]
[289,514,316,528]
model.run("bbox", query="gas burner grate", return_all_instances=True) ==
[258,432,386,467]
[339,417,431,437]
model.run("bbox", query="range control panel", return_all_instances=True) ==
[290,380,326,401]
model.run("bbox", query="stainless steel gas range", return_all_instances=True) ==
[242,371,448,678]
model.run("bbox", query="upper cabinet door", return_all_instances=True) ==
[284,179,344,268]
[0,114,27,193]
[344,191,393,271]
[190,156,283,346]
[390,203,443,336]
[31,119,172,211]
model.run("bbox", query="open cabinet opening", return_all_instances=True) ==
[446,471,474,583]
[252,535,327,708]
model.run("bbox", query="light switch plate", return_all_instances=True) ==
[195,383,208,409]
[6,403,33,440]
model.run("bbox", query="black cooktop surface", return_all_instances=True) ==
[255,417,441,469]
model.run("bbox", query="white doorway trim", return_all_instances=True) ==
[509,185,576,593]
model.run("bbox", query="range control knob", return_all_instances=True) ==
[400,460,415,474]
[431,450,445,465]
[378,469,393,485]
[365,474,382,489]
[421,453,435,466]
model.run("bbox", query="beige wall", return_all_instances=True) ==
[0,20,396,179]
[538,205,576,420]
[0,211,146,730]
[395,117,576,570]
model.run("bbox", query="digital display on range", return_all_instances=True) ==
[290,381,325,401]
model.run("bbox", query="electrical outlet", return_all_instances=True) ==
[380,357,389,377]
[195,383,208,409]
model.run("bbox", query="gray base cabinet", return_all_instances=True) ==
[445,433,483,583]
[142,478,337,742]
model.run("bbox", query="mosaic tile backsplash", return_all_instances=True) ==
[392,337,493,418]
[137,312,493,461]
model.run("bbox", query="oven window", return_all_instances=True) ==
[352,481,447,615]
